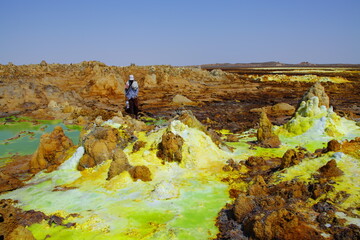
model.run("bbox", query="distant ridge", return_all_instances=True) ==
[199,61,360,69]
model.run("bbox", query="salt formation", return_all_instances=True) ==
[279,82,358,140]
[150,180,179,200]
[301,81,330,108]
[163,120,231,169]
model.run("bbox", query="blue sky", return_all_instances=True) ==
[1,0,359,66]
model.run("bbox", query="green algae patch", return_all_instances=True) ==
[140,116,168,126]
[64,124,83,131]
[29,222,110,240]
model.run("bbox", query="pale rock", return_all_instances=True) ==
[144,74,157,88]
[172,94,193,104]
[151,180,179,200]
[48,100,60,111]
[95,116,103,125]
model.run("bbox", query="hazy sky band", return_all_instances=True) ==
[1,0,359,66]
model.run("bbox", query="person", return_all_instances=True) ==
[125,74,139,117]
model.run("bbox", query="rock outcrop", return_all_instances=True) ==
[1,63,359,133]
[157,131,184,163]
[250,102,295,117]
[0,199,78,240]
[107,149,131,180]
[233,194,255,222]
[172,94,193,105]
[217,180,327,240]
[78,126,123,170]
[317,159,343,178]
[257,112,281,148]
[0,199,44,240]
[341,137,360,159]
[8,226,36,240]
[326,139,342,152]
[128,165,152,182]
[29,126,73,173]
[132,140,146,153]
[0,172,24,193]
[280,149,302,169]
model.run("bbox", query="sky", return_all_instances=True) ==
[1,0,359,66]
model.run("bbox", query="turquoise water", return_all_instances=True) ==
[0,117,81,167]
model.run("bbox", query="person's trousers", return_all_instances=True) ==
[128,98,139,116]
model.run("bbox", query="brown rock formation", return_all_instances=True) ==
[270,102,296,116]
[7,225,36,240]
[29,126,73,173]
[341,137,360,159]
[217,180,326,240]
[280,149,302,169]
[250,102,295,117]
[249,208,323,240]
[0,172,24,193]
[107,149,131,180]
[244,156,282,177]
[233,194,255,222]
[157,131,184,163]
[77,154,96,170]
[77,124,153,181]
[128,165,152,182]
[0,199,78,240]
[257,111,281,148]
[0,199,45,240]
[78,126,123,170]
[132,140,146,153]
[318,159,343,178]
[327,139,342,152]
[301,81,330,108]
[248,175,268,196]
[0,155,32,193]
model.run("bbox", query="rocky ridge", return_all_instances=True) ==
[1,62,359,133]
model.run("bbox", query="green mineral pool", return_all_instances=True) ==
[0,117,81,167]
